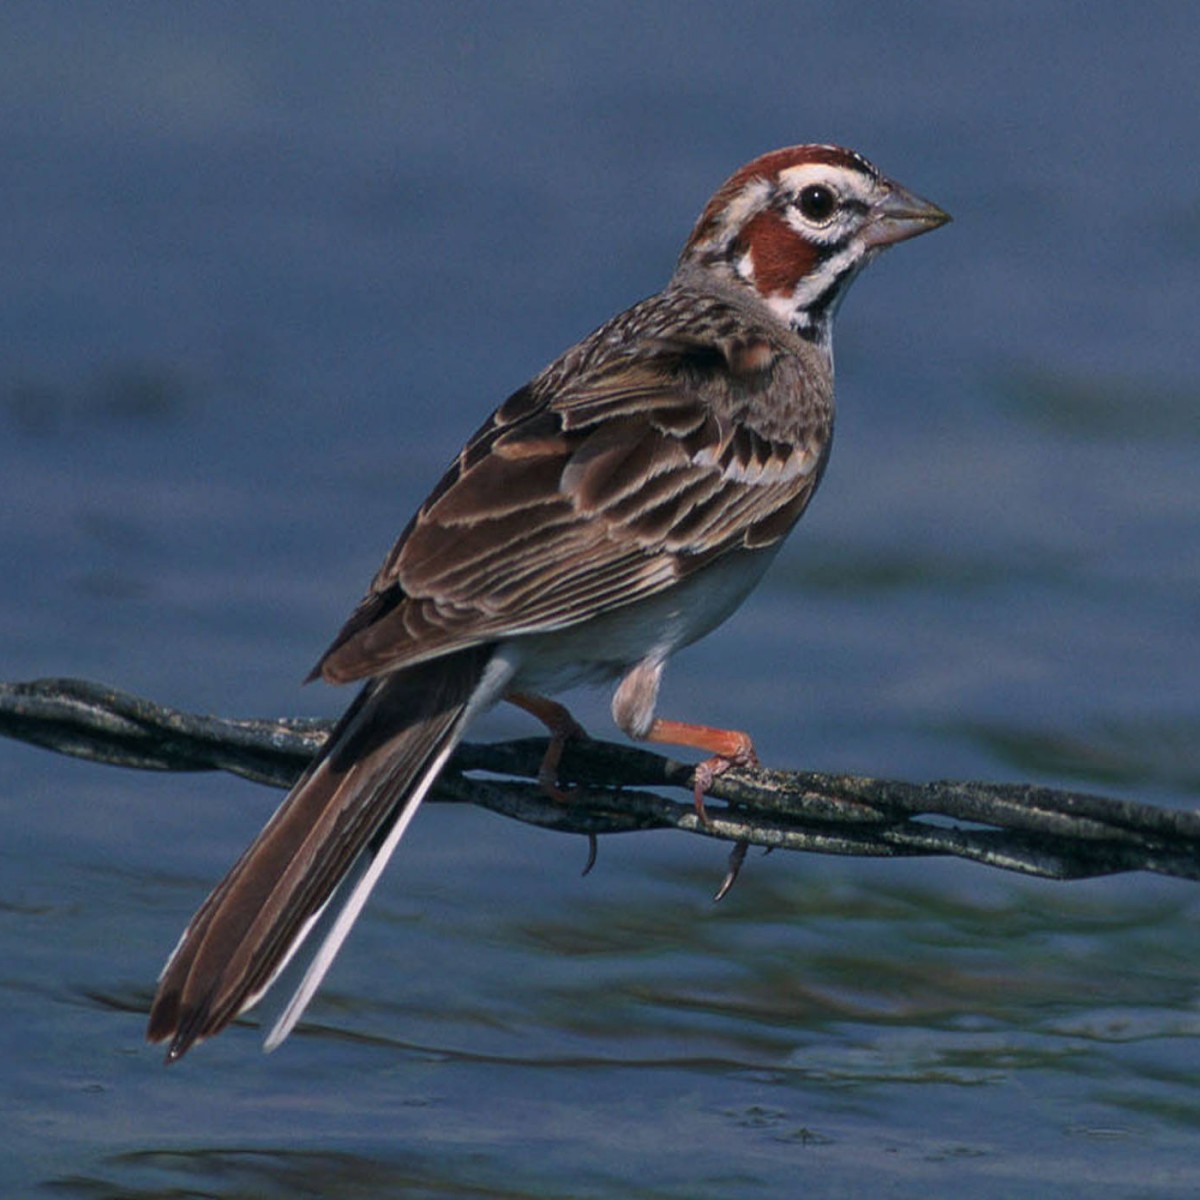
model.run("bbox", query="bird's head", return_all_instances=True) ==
[680,144,950,343]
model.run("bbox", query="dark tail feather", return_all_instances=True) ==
[147,643,505,1061]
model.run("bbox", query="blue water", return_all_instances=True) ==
[3,4,1199,1195]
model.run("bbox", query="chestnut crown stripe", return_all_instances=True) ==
[681,143,877,260]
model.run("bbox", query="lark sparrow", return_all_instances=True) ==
[148,144,948,1060]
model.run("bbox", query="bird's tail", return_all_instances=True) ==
[146,642,510,1062]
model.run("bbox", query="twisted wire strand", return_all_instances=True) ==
[3,676,1198,884]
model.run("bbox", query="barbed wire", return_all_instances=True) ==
[3,677,1198,890]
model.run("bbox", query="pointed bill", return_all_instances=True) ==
[862,181,951,247]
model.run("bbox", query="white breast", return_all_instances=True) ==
[505,544,782,696]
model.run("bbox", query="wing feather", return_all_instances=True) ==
[314,291,832,685]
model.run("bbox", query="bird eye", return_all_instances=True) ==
[797,184,836,223]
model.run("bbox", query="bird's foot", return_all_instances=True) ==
[690,735,758,825]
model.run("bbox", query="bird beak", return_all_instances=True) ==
[862,182,951,247]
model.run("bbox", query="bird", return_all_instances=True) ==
[147,143,949,1062]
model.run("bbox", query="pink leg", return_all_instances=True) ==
[506,691,587,801]
[640,717,758,824]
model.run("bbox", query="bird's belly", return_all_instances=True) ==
[506,545,782,695]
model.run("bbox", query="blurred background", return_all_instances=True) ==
[2,4,1198,1196]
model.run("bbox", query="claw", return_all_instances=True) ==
[713,840,749,902]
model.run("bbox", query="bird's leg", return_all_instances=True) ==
[640,718,757,895]
[506,691,587,802]
[639,718,758,824]
[506,691,596,874]
[610,662,758,826]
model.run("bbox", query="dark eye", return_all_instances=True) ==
[797,184,836,223]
